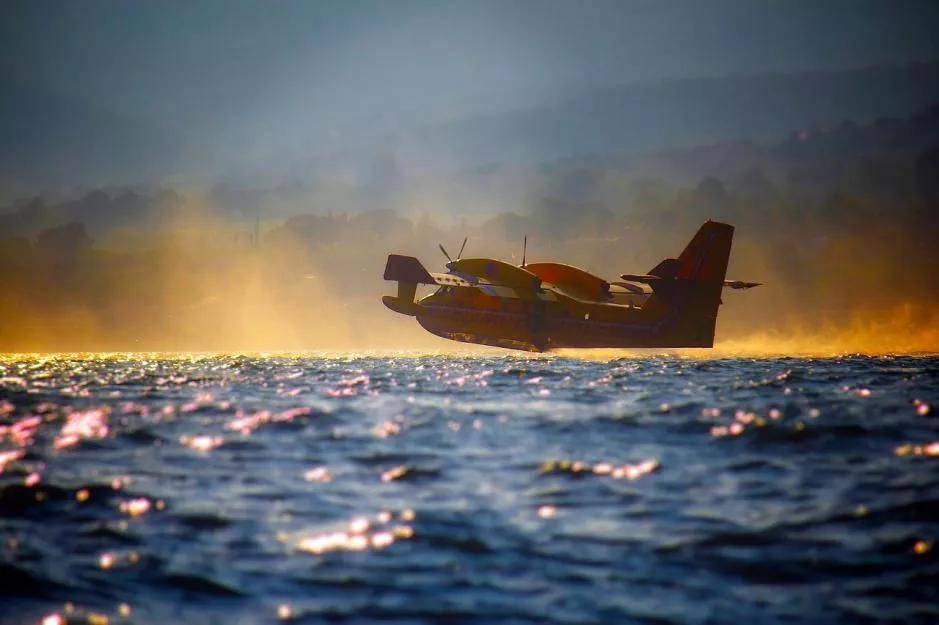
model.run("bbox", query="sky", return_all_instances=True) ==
[3,0,938,140]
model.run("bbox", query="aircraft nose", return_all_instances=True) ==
[445,261,456,271]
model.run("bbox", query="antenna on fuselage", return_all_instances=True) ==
[522,235,527,267]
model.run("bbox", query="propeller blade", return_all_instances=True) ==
[522,235,527,267]
[438,243,452,262]
[457,237,468,260]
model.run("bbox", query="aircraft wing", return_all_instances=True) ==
[431,271,550,301]
[384,254,549,300]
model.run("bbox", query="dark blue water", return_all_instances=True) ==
[1,354,937,625]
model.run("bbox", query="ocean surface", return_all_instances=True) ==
[1,353,937,625]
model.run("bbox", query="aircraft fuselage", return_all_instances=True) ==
[382,221,754,352]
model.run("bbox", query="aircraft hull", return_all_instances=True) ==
[415,304,713,352]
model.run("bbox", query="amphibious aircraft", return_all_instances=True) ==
[382,220,759,352]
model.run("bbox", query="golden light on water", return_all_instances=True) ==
[380,465,408,483]
[894,442,939,457]
[179,435,224,452]
[227,407,312,435]
[303,466,332,482]
[118,497,151,517]
[54,409,109,450]
[285,510,417,556]
[349,517,370,534]
[0,449,24,475]
[540,458,660,480]
[373,419,403,438]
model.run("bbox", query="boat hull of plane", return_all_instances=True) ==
[415,305,714,352]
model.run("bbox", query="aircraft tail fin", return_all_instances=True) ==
[382,254,434,316]
[644,219,733,282]
[675,220,734,283]
[647,258,680,278]
[644,220,735,347]
[383,254,435,285]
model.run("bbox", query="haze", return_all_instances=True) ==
[1,0,938,353]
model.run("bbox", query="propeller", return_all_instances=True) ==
[440,237,468,264]
[521,235,527,267]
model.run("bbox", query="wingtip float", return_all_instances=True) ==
[382,220,760,352]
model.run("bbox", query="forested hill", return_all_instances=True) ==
[3,102,938,238]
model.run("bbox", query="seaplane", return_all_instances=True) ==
[382,220,759,352]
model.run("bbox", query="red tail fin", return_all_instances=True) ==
[641,221,736,347]
[676,220,734,283]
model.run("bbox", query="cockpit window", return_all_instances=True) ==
[434,286,454,295]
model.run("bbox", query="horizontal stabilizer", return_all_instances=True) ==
[383,254,435,284]
[619,273,662,284]
[610,280,650,294]
[622,274,761,290]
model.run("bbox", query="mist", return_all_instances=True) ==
[1,1,938,354]
[1,103,937,354]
